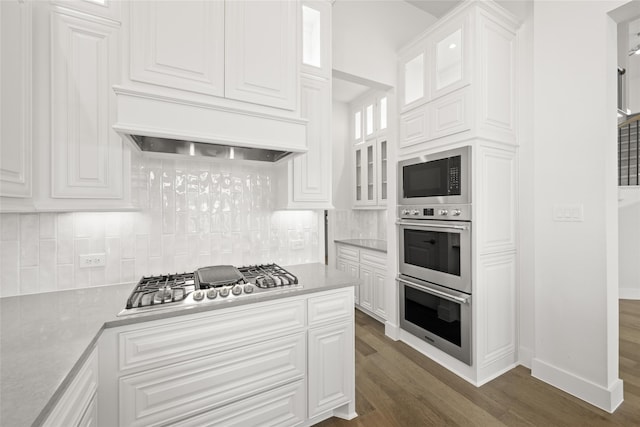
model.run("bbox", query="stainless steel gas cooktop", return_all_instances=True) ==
[118,263,300,316]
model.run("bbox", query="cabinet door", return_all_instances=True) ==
[50,9,122,198]
[225,0,298,110]
[399,105,428,149]
[0,0,32,199]
[129,1,224,97]
[172,381,305,427]
[352,107,364,144]
[429,14,470,100]
[292,77,331,204]
[372,268,387,320]
[353,142,376,206]
[400,49,427,112]
[336,258,359,304]
[358,264,374,312]
[119,334,305,427]
[377,94,388,134]
[308,322,354,417]
[377,138,388,205]
[301,0,331,78]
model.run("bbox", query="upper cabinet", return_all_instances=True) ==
[351,90,390,209]
[225,1,298,110]
[398,2,518,151]
[126,0,298,112]
[128,1,225,97]
[0,0,32,207]
[276,0,332,210]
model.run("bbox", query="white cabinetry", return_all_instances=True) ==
[277,0,333,209]
[98,290,355,426]
[398,2,517,152]
[0,0,32,210]
[50,8,122,199]
[43,347,99,427]
[128,1,225,97]
[351,92,389,208]
[225,0,297,110]
[336,243,387,321]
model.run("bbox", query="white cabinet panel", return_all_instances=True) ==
[173,380,305,427]
[119,333,306,427]
[0,0,32,199]
[477,11,516,143]
[119,299,305,371]
[292,76,331,204]
[336,258,360,304]
[77,395,98,427]
[477,146,516,254]
[225,0,298,110]
[129,1,224,97]
[52,0,121,21]
[308,289,354,327]
[372,269,387,319]
[399,105,428,149]
[50,9,122,198]
[358,264,374,312]
[427,88,471,140]
[308,322,353,417]
[476,253,516,368]
[400,50,427,112]
[43,348,98,427]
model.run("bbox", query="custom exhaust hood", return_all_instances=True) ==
[112,86,308,163]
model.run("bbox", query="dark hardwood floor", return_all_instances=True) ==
[317,300,640,426]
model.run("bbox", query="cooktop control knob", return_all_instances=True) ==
[219,287,230,297]
[192,290,204,301]
[401,209,410,215]
[232,285,243,296]
[452,209,462,216]
[206,289,217,299]
[244,284,254,294]
[439,209,449,216]
[411,209,420,216]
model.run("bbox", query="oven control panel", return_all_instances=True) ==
[398,204,471,221]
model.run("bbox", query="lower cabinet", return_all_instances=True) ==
[98,289,355,426]
[43,347,98,427]
[336,243,387,321]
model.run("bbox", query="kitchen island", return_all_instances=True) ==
[0,263,358,427]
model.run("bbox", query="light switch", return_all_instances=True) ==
[553,204,584,222]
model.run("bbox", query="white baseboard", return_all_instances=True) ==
[532,358,624,413]
[518,346,533,369]
[384,321,400,340]
[619,288,640,300]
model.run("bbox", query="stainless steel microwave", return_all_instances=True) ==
[398,146,471,206]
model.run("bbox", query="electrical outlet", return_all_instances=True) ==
[79,253,106,268]
[553,204,584,222]
[289,239,305,250]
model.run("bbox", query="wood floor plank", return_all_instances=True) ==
[317,302,640,426]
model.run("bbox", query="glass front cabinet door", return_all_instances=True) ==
[353,141,377,206]
[429,15,470,99]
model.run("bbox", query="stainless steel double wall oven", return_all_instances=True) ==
[397,146,472,365]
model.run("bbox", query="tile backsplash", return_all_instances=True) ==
[331,209,387,241]
[0,158,321,297]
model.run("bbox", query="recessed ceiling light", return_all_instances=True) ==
[449,43,457,49]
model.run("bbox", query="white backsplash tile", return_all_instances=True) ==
[1,159,322,297]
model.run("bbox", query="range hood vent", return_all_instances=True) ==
[130,135,293,162]
[113,86,307,163]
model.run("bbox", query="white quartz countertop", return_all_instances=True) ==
[334,239,387,253]
[0,263,357,427]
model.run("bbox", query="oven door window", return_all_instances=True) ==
[403,228,461,276]
[404,285,461,346]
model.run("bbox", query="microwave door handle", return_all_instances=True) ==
[396,220,469,231]
[397,277,470,305]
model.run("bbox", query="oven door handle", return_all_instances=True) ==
[397,277,470,305]
[396,220,469,231]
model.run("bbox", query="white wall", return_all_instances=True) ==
[532,0,625,412]
[332,0,436,87]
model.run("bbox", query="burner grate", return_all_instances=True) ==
[125,272,196,309]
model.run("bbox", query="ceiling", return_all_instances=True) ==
[405,0,462,18]
[333,78,371,104]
